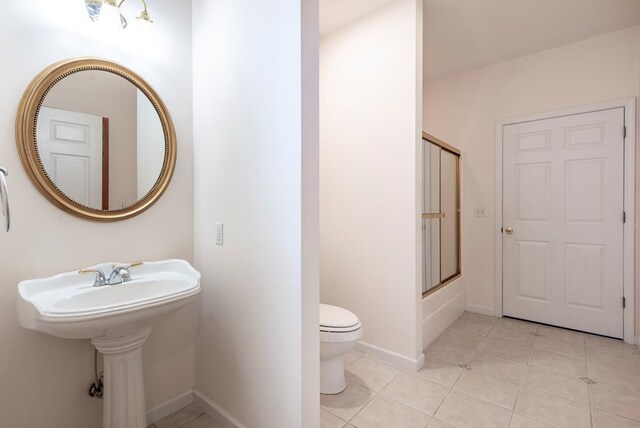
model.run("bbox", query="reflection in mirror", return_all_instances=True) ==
[422,134,461,295]
[36,70,164,211]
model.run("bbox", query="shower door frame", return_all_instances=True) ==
[422,132,462,298]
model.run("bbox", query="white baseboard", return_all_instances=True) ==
[355,341,425,372]
[465,304,497,317]
[194,389,247,428]
[146,389,194,425]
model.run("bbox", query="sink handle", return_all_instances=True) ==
[79,268,107,288]
[125,261,144,269]
[113,261,143,271]
[109,261,144,284]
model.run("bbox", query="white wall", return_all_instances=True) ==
[0,1,194,426]
[424,26,640,320]
[302,0,321,424]
[320,0,424,368]
[192,0,319,427]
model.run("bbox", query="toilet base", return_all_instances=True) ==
[320,357,347,394]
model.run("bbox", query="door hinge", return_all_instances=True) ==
[623,212,627,223]
[623,297,626,308]
[623,126,627,139]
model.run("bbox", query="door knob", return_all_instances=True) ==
[505,227,514,235]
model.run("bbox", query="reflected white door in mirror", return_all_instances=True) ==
[17,260,201,428]
[37,107,104,208]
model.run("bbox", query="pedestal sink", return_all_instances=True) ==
[17,259,201,428]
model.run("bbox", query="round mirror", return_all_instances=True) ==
[16,58,176,221]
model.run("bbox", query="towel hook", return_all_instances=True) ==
[0,167,10,232]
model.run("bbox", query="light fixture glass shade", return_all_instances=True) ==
[84,0,103,22]
[99,0,125,30]
[85,0,152,31]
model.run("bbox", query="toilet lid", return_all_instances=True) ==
[320,304,360,329]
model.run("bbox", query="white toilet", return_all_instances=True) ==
[320,304,363,394]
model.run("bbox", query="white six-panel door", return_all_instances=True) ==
[37,107,103,209]
[502,108,625,338]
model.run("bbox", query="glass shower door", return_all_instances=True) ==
[422,134,461,296]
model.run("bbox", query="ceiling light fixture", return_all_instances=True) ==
[84,0,153,30]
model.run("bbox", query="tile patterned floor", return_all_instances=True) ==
[148,403,221,428]
[321,312,640,428]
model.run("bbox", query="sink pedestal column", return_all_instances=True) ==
[92,327,152,428]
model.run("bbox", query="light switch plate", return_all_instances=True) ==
[215,223,224,245]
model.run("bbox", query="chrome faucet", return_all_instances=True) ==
[79,262,143,287]
[79,268,106,287]
[108,262,143,285]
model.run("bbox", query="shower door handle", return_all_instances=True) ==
[422,213,445,219]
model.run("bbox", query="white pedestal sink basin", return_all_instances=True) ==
[17,259,201,428]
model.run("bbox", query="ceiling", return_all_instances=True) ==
[424,0,640,81]
[319,0,395,35]
[320,0,640,81]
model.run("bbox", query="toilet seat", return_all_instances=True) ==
[320,304,360,328]
[320,323,361,333]
[320,304,362,343]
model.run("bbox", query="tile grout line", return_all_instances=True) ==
[342,357,403,425]
[583,343,640,424]
[332,350,367,423]
[377,388,434,423]
[418,357,465,421]
[321,352,363,424]
[530,334,589,363]
[430,377,464,426]
[520,382,593,408]
[477,321,576,425]
[429,319,496,425]
[517,411,564,428]
[509,322,572,428]
[177,409,206,428]
[585,344,595,428]
[345,377,384,424]
[415,320,481,425]
[326,315,640,428]
[510,323,542,426]
[530,329,640,426]
[486,319,520,425]
[516,324,598,428]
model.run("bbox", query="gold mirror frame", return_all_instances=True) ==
[16,57,176,221]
